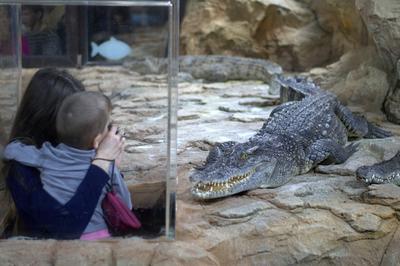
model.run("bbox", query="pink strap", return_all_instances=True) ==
[80,229,111,241]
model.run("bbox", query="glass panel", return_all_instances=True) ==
[166,0,178,239]
[21,5,65,56]
[20,5,79,67]
[0,1,172,5]
[0,5,21,238]
[85,5,169,64]
[0,5,20,170]
[0,0,177,240]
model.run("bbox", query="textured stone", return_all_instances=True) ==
[181,0,367,71]
[363,184,400,211]
[53,241,113,266]
[317,137,400,176]
[111,238,158,266]
[152,242,219,266]
[308,47,388,113]
[0,240,56,265]
[384,59,400,123]
[355,0,400,123]
[355,0,400,71]
[180,0,400,122]
[309,0,368,56]
[380,225,400,266]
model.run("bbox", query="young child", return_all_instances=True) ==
[3,91,131,240]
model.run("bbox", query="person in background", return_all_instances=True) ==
[111,7,132,35]
[21,5,62,56]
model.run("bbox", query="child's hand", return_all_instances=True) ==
[116,128,126,168]
[93,126,125,174]
[115,150,123,168]
[95,125,125,161]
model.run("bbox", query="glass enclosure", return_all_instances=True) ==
[0,0,178,240]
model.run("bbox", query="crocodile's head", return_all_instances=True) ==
[356,152,400,185]
[190,141,278,199]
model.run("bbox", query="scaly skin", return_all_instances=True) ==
[356,151,400,185]
[190,77,393,199]
[124,55,283,90]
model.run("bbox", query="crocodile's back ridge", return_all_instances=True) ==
[260,94,348,146]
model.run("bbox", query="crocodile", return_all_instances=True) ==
[124,55,283,93]
[356,151,400,185]
[190,76,393,199]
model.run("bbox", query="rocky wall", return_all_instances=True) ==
[181,0,367,72]
[181,0,400,123]
[355,0,400,123]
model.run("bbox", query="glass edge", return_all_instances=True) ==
[11,5,23,104]
[165,0,178,240]
[0,1,172,6]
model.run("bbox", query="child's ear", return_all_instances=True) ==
[93,133,103,149]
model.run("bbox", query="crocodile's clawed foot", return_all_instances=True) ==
[344,142,359,159]
[364,123,393,139]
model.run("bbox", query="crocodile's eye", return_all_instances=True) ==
[240,152,248,160]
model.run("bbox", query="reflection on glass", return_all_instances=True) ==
[0,5,19,140]
[0,7,12,56]
[21,5,65,56]
[87,6,168,62]
[0,5,21,240]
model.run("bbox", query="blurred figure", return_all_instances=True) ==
[111,7,132,35]
[0,7,12,55]
[21,5,43,33]
[21,5,62,56]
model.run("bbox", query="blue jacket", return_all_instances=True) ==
[6,161,109,239]
[4,141,132,234]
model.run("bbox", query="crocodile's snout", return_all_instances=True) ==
[356,152,400,185]
[356,164,396,184]
[356,165,386,184]
[355,166,371,182]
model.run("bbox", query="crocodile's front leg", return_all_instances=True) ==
[305,139,358,170]
[356,151,400,185]
[334,103,392,138]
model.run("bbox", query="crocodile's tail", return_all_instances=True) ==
[278,75,325,103]
[180,55,283,94]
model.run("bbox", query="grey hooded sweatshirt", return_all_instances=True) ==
[3,141,132,234]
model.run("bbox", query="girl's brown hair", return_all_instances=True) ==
[1,68,85,237]
[9,68,85,147]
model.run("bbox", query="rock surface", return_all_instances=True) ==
[1,65,400,265]
[181,0,400,123]
[181,0,367,71]
[307,47,388,113]
[355,0,400,71]
[355,0,400,123]
[384,59,400,124]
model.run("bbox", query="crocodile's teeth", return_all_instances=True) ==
[195,168,256,193]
